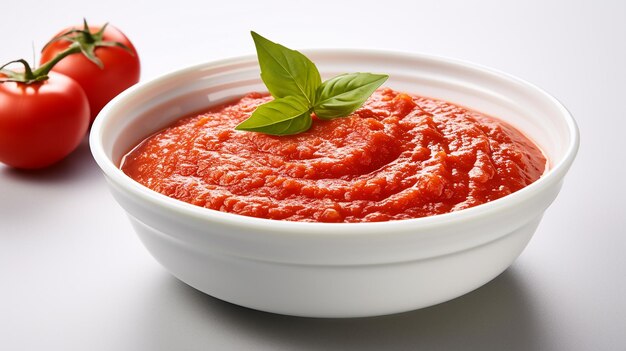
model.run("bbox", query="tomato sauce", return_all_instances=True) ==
[121,89,546,222]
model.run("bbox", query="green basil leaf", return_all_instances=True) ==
[313,73,389,119]
[251,31,321,105]
[235,96,312,135]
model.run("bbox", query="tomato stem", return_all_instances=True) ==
[32,46,81,77]
[0,44,82,84]
[1,18,131,85]
[0,59,43,84]
[81,18,96,44]
[40,19,133,70]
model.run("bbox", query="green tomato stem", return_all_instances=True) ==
[1,18,124,85]
[1,44,81,84]
[32,45,81,77]
[81,18,96,44]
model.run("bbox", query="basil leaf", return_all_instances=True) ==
[313,73,389,119]
[235,96,312,135]
[251,31,321,105]
[238,33,390,136]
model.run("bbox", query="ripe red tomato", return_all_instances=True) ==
[40,24,140,123]
[0,72,90,169]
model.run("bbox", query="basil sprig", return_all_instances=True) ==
[235,32,388,136]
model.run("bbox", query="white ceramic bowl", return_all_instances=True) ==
[90,50,579,318]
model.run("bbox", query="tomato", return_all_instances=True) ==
[40,24,140,123]
[0,72,90,169]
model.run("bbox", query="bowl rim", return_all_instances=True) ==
[90,48,579,236]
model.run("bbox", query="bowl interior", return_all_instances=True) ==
[96,50,575,170]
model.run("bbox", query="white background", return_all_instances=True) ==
[1,0,625,350]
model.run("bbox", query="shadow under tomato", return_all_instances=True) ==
[137,267,545,351]
[0,136,104,226]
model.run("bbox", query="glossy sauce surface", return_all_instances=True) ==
[121,89,546,222]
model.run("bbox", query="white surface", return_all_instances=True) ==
[90,50,577,317]
[1,0,624,348]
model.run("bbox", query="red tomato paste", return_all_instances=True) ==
[121,89,546,223]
